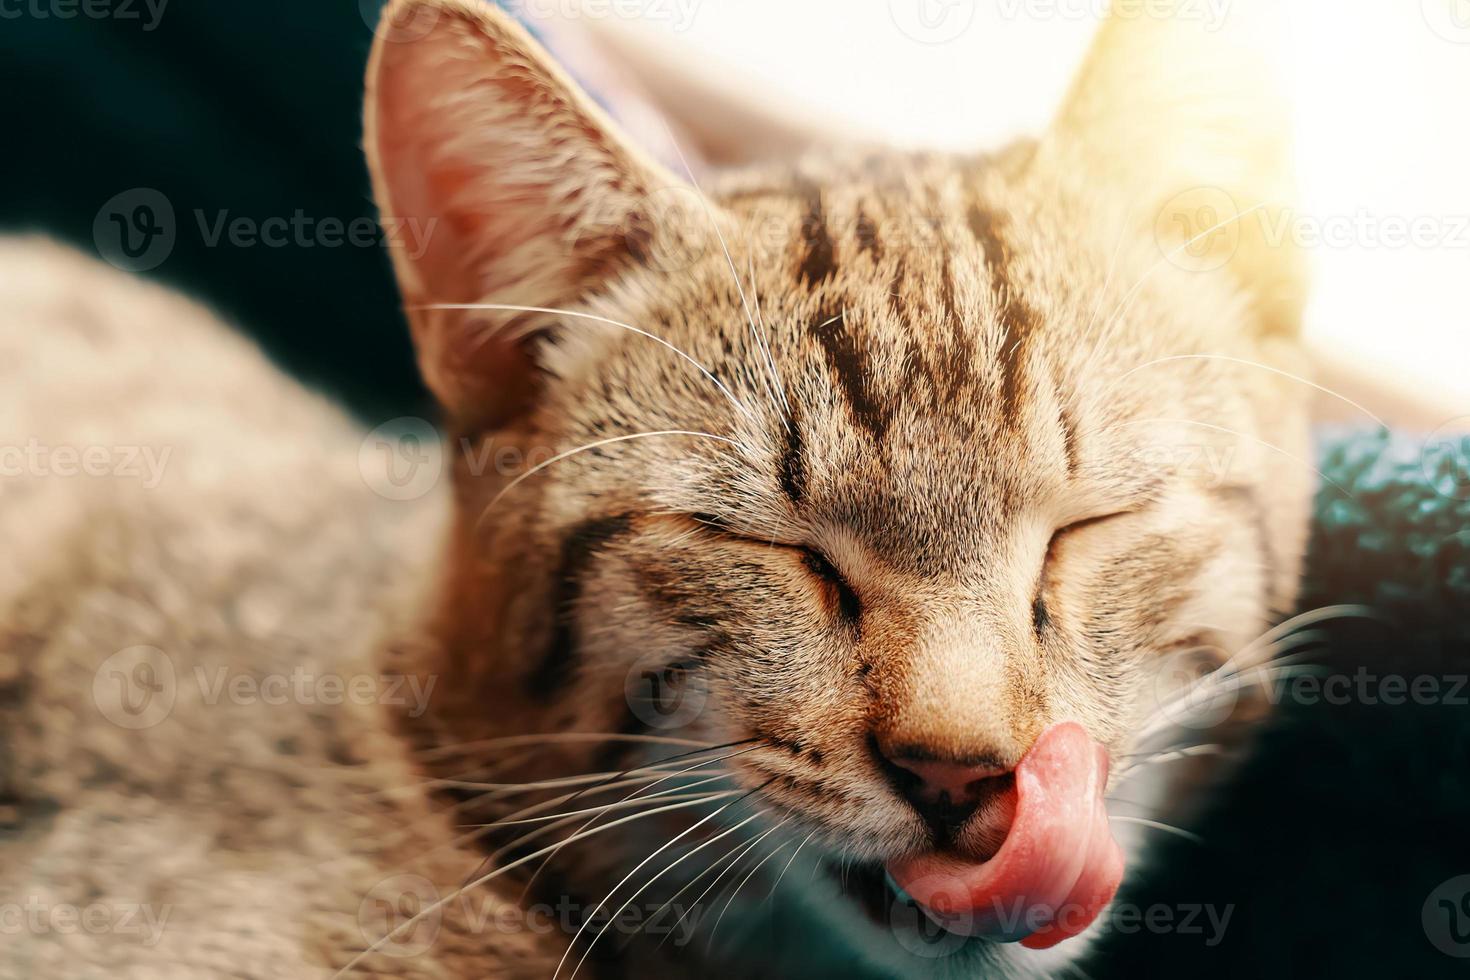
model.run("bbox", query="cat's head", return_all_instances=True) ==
[366,0,1309,966]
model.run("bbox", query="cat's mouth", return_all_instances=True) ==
[839,723,1124,950]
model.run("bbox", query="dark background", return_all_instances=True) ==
[1,0,427,421]
[4,4,1467,978]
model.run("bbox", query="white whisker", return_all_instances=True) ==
[765,829,816,902]
[1095,202,1267,348]
[331,791,743,977]
[565,811,768,979]
[416,732,718,760]
[1103,353,1388,429]
[1109,814,1203,844]
[421,302,756,426]
[552,792,767,980]
[663,124,790,423]
[705,822,792,952]
[654,826,770,951]
[480,429,741,520]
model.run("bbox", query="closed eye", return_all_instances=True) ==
[799,546,862,623]
[688,514,860,624]
[1033,510,1137,635]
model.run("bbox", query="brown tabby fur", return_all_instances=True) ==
[364,0,1311,975]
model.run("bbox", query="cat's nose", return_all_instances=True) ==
[874,739,1014,839]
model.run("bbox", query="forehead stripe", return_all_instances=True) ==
[967,202,1041,420]
[812,309,890,440]
[798,185,836,286]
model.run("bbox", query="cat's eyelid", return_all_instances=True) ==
[686,513,805,550]
[1054,506,1140,537]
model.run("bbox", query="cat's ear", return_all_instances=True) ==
[1044,1,1305,336]
[364,0,689,426]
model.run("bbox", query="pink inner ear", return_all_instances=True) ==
[367,14,561,422]
[365,2,677,423]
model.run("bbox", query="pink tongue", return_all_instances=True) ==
[886,722,1123,950]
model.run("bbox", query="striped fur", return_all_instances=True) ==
[367,0,1311,974]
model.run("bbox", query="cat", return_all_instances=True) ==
[0,0,1316,977]
[360,0,1312,976]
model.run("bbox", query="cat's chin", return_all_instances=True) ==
[803,856,1099,980]
[782,723,1122,977]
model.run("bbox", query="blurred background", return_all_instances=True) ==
[3,0,1467,421]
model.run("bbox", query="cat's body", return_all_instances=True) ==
[6,1,1322,977]
[0,238,568,978]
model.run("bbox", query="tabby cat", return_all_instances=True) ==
[362,0,1309,975]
